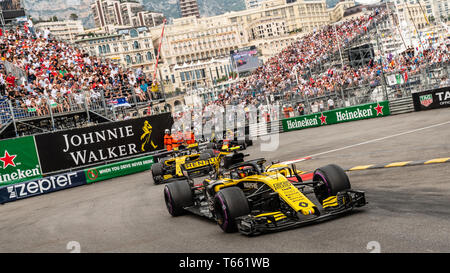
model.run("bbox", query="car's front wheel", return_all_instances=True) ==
[313,164,351,204]
[214,187,250,233]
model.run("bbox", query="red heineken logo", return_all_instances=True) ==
[0,150,17,169]
[319,113,327,125]
[374,103,384,116]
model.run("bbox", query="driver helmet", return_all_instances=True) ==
[238,166,254,178]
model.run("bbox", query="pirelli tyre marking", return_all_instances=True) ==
[347,157,450,171]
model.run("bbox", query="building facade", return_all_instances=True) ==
[75,26,157,74]
[91,0,165,29]
[35,20,85,43]
[79,0,358,92]
[178,0,201,18]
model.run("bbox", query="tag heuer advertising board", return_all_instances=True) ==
[413,87,450,111]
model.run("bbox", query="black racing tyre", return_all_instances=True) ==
[246,139,253,147]
[313,164,351,204]
[237,140,247,149]
[164,180,194,216]
[214,187,250,233]
[151,163,164,184]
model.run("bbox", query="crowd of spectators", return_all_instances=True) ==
[175,7,449,127]
[0,23,157,117]
[0,8,448,128]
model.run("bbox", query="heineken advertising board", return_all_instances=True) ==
[0,136,42,186]
[85,155,154,184]
[283,101,390,132]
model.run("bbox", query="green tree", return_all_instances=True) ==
[69,13,79,21]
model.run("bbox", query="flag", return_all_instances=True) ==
[110,97,131,108]
[395,74,403,85]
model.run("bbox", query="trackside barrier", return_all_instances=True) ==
[84,155,155,184]
[282,101,390,132]
[0,155,156,204]
[0,170,86,204]
[412,86,450,112]
[0,136,43,186]
[0,101,390,197]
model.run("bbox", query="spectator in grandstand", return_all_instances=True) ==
[6,73,15,88]
[327,98,335,110]
[440,77,449,88]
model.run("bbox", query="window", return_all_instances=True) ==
[130,29,138,38]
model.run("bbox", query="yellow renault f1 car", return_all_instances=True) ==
[151,144,244,185]
[163,157,367,235]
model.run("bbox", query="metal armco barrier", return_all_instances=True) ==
[412,86,450,111]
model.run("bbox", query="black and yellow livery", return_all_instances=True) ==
[163,157,367,235]
[151,144,245,185]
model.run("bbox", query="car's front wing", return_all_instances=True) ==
[236,190,367,236]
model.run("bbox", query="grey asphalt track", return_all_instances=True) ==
[0,108,449,253]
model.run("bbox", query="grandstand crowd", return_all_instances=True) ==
[175,8,449,125]
[0,24,156,117]
[0,7,448,126]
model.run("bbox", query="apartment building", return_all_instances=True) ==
[91,0,165,29]
[178,0,201,18]
[75,26,157,73]
[35,20,85,43]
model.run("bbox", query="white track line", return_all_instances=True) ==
[309,120,450,158]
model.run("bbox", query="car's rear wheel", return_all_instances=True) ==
[214,187,250,233]
[313,164,351,204]
[237,140,247,149]
[151,163,164,184]
[164,180,194,216]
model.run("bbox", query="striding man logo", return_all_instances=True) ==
[140,120,157,152]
